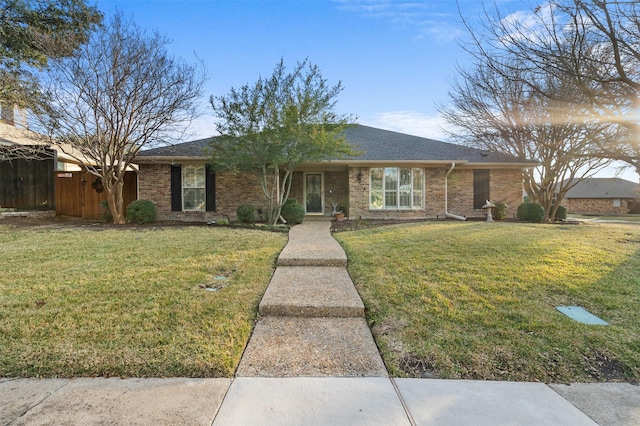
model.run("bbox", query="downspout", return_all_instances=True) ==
[445,163,467,221]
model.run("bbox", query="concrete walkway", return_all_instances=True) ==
[2,218,640,425]
[236,218,386,377]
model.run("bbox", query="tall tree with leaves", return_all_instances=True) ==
[0,0,102,108]
[35,12,204,224]
[209,59,356,225]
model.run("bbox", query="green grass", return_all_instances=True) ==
[0,225,286,378]
[336,221,640,382]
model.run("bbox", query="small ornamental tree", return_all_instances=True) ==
[209,59,357,225]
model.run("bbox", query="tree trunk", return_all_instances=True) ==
[106,176,126,224]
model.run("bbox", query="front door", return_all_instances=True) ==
[305,173,323,214]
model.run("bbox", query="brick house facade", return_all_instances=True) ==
[136,126,537,221]
[561,178,639,215]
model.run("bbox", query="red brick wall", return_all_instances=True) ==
[564,198,632,215]
[139,163,525,221]
[138,163,265,221]
[348,167,523,220]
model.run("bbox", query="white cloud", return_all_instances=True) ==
[179,115,218,141]
[499,2,557,45]
[364,111,452,140]
[334,0,461,42]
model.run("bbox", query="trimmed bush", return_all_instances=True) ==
[516,202,545,223]
[126,200,157,224]
[554,205,567,221]
[281,198,305,224]
[492,202,508,220]
[236,203,257,224]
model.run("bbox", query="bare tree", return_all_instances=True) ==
[35,13,204,224]
[464,0,640,178]
[441,54,612,221]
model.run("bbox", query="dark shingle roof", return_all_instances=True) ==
[564,178,639,199]
[137,124,537,165]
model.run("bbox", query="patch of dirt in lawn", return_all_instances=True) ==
[399,355,438,378]
[583,349,627,381]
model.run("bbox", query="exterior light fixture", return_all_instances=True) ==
[356,171,362,182]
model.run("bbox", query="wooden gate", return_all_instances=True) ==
[55,171,137,220]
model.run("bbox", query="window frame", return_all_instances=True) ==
[182,164,206,211]
[369,167,424,210]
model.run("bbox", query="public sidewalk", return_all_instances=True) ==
[2,218,639,425]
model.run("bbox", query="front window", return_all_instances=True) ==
[370,167,424,209]
[183,165,205,210]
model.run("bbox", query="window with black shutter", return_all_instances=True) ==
[205,165,216,211]
[170,164,182,211]
[170,164,216,212]
[473,170,490,209]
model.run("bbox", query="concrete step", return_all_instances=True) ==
[277,221,347,267]
[236,317,387,377]
[259,267,365,318]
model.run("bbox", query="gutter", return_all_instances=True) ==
[444,163,467,221]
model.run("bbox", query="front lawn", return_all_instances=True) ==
[335,221,640,382]
[0,224,286,378]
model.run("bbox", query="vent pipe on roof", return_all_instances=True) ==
[445,163,467,221]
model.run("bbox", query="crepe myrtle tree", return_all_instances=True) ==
[35,12,204,224]
[209,59,357,225]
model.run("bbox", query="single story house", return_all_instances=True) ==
[135,125,538,221]
[561,177,639,215]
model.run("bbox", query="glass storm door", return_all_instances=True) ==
[305,173,323,213]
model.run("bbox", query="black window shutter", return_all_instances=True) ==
[170,165,182,211]
[473,169,490,209]
[205,165,216,211]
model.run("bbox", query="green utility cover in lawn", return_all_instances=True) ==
[556,306,609,325]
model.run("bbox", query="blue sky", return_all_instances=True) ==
[94,0,491,139]
[95,0,636,180]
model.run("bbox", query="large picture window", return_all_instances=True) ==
[370,167,424,209]
[183,165,206,211]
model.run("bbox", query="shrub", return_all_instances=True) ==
[100,200,113,223]
[236,203,256,224]
[554,205,567,221]
[126,200,157,224]
[216,217,229,225]
[492,202,508,220]
[516,202,545,223]
[281,198,305,224]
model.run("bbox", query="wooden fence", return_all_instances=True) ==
[0,157,55,210]
[55,171,137,220]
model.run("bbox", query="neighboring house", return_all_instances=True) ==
[562,178,640,215]
[135,125,538,221]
